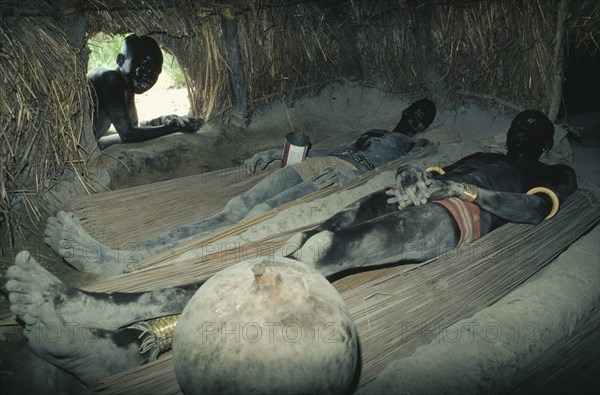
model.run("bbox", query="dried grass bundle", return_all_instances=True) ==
[432,0,557,111]
[569,0,600,53]
[0,16,90,244]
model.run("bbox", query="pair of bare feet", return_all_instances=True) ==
[6,210,330,386]
[5,248,198,385]
[5,252,145,385]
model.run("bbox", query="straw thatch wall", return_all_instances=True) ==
[1,0,598,250]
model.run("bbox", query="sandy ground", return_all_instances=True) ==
[136,87,190,121]
[1,83,599,393]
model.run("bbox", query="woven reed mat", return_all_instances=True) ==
[71,163,279,246]
[94,190,599,394]
[81,143,437,291]
[71,129,368,246]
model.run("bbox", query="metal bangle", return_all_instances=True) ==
[425,166,446,175]
[460,184,478,202]
[526,187,560,220]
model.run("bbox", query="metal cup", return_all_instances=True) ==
[282,131,310,166]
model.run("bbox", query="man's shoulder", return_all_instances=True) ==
[88,68,126,87]
[360,128,389,137]
[537,161,577,181]
[533,162,578,201]
[461,152,505,162]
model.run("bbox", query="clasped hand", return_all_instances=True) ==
[162,115,204,133]
[312,166,358,189]
[385,164,432,209]
[386,165,464,209]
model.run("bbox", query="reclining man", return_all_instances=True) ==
[89,34,203,149]
[5,109,577,386]
[44,99,437,276]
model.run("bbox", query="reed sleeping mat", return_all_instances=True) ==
[95,190,599,393]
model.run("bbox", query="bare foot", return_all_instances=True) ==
[6,251,195,329]
[6,251,146,386]
[44,211,148,276]
[8,251,122,329]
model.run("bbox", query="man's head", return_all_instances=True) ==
[117,34,163,94]
[506,110,554,162]
[392,99,436,136]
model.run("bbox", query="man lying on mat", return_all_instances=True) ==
[5,109,576,386]
[43,99,437,276]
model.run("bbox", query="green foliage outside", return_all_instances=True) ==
[87,33,186,88]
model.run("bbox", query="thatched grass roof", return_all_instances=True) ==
[1,0,598,249]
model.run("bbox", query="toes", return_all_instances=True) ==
[8,291,35,305]
[57,211,77,225]
[15,251,42,273]
[19,313,40,326]
[10,302,35,317]
[15,250,33,265]
[44,236,53,246]
[46,216,59,227]
[5,278,26,292]
[58,246,76,261]
[9,301,41,325]
[44,224,56,237]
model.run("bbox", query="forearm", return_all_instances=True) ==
[475,188,550,224]
[119,124,181,143]
[264,148,284,160]
[306,148,330,158]
[431,182,551,224]
[139,116,164,127]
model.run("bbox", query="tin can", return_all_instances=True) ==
[281,131,310,166]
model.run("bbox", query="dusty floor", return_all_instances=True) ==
[1,84,599,393]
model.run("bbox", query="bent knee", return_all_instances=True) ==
[247,203,271,218]
[224,196,247,212]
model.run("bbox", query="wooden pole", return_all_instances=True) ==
[55,0,98,160]
[220,5,249,126]
[548,0,569,122]
[324,1,363,81]
[413,0,444,101]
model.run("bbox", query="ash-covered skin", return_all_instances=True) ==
[6,251,199,329]
[290,110,577,274]
[4,252,196,386]
[6,110,577,386]
[88,34,203,149]
[45,99,437,276]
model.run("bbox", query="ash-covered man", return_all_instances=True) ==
[88,34,203,149]
[43,99,437,276]
[288,110,577,273]
[5,110,577,386]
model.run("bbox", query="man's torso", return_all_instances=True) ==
[333,129,418,171]
[88,68,137,139]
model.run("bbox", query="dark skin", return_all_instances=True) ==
[289,110,578,274]
[3,110,578,386]
[88,34,203,149]
[42,99,437,277]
